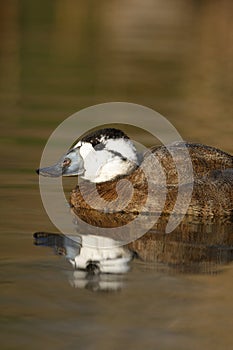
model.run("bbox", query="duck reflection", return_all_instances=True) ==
[33,232,133,291]
[34,215,233,292]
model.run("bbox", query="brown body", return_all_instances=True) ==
[70,142,233,228]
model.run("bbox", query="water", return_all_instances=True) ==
[0,1,233,349]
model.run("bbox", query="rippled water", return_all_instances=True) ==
[1,1,233,349]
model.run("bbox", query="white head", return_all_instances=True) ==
[37,128,140,183]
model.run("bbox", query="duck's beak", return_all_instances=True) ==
[36,148,84,177]
[36,159,64,177]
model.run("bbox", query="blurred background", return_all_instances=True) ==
[0,1,233,349]
[1,0,232,150]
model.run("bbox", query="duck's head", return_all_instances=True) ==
[37,128,140,183]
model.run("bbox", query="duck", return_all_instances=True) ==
[37,128,233,227]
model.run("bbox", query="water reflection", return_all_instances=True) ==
[69,271,127,292]
[129,215,233,273]
[34,214,233,291]
[34,231,132,291]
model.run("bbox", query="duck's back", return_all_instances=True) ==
[149,142,233,186]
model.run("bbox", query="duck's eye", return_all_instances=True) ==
[63,158,71,167]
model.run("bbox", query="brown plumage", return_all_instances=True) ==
[70,142,233,228]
